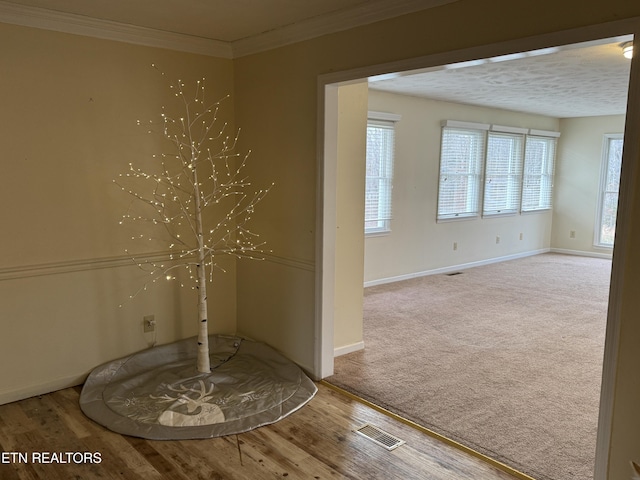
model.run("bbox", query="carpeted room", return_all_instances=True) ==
[329,253,610,480]
[327,42,630,480]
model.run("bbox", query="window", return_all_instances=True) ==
[365,112,399,234]
[595,134,623,247]
[522,134,558,212]
[437,121,488,220]
[437,121,559,221]
[483,131,524,216]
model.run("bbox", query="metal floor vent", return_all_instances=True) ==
[445,271,463,276]
[354,423,406,451]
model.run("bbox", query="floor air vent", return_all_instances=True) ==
[446,271,463,276]
[354,423,405,451]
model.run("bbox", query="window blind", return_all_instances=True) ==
[437,127,486,220]
[483,132,524,216]
[596,135,623,246]
[522,135,557,212]
[365,119,395,233]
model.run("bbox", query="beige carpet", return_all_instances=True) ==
[327,253,611,480]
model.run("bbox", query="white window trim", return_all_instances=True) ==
[437,122,489,222]
[369,111,401,123]
[521,134,558,213]
[594,133,624,248]
[365,111,400,235]
[529,128,561,138]
[442,119,491,130]
[490,124,529,135]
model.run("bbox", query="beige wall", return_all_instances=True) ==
[232,43,321,372]
[334,83,368,352]
[364,90,558,284]
[553,115,626,254]
[363,94,626,284]
[0,22,236,403]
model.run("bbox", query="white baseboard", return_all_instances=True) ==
[364,248,550,288]
[334,341,365,357]
[550,248,613,259]
[0,373,86,406]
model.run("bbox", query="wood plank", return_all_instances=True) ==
[185,436,266,480]
[148,438,235,480]
[235,427,340,479]
[0,402,38,437]
[48,389,92,439]
[0,437,24,480]
[0,383,522,480]
[82,432,163,480]
[124,436,190,479]
[9,431,67,480]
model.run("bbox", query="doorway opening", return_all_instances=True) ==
[318,24,639,480]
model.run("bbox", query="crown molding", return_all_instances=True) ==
[0,0,456,59]
[231,0,457,58]
[0,0,233,58]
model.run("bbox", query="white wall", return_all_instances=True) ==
[364,90,559,284]
[552,115,626,255]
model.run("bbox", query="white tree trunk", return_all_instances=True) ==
[193,168,210,373]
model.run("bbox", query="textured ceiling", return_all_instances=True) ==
[369,40,633,118]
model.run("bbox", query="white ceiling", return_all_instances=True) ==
[0,0,633,118]
[369,38,633,118]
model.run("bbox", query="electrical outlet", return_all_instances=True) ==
[519,232,523,240]
[453,242,458,251]
[496,235,500,244]
[570,230,576,239]
[143,315,155,333]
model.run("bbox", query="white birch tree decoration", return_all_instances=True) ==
[115,66,272,373]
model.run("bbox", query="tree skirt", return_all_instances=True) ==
[79,335,317,440]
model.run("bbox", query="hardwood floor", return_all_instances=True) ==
[0,383,522,480]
